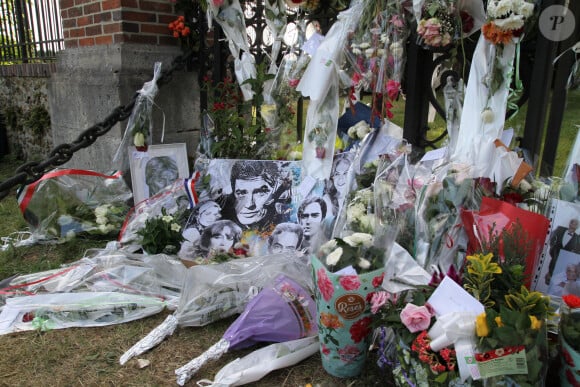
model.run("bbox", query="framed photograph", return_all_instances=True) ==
[533,199,580,300]
[129,143,189,204]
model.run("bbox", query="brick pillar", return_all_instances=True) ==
[47,1,200,173]
[60,0,176,48]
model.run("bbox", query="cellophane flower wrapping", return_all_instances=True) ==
[174,273,317,386]
[17,169,132,242]
[414,163,480,272]
[560,295,580,386]
[113,62,161,170]
[265,51,310,160]
[118,178,191,250]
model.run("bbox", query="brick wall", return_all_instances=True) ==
[60,0,176,48]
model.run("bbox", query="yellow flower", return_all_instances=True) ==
[495,316,504,327]
[466,253,502,275]
[529,315,542,330]
[475,313,489,337]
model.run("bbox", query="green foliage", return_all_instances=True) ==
[22,105,50,135]
[136,208,184,255]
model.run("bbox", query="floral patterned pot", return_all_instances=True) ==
[311,255,384,378]
[560,336,580,387]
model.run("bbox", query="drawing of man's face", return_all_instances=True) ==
[333,159,350,189]
[270,230,301,253]
[233,177,274,226]
[299,202,323,238]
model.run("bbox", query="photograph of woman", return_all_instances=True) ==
[178,200,222,261]
[195,219,243,260]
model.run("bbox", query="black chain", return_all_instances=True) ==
[0,49,194,201]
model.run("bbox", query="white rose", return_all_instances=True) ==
[356,123,371,139]
[358,257,371,270]
[96,215,108,225]
[346,203,365,223]
[389,41,404,58]
[94,205,108,217]
[364,48,375,59]
[494,0,514,17]
[359,42,371,49]
[380,33,388,44]
[352,47,362,56]
[326,247,343,266]
[348,126,358,138]
[481,108,495,123]
[133,132,145,147]
[359,214,375,232]
[518,179,532,192]
[343,232,374,247]
[494,14,524,31]
[320,239,337,251]
[376,48,386,57]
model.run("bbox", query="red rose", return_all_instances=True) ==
[563,294,580,309]
[461,11,474,33]
[316,268,334,302]
[350,316,373,343]
[372,273,385,288]
[339,275,361,291]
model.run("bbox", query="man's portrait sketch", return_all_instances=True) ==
[545,218,580,286]
[298,196,327,253]
[145,156,179,197]
[220,160,290,231]
[267,222,304,254]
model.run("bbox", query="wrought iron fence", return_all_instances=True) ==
[0,0,64,64]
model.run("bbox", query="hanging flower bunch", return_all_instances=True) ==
[482,0,535,46]
[416,0,466,49]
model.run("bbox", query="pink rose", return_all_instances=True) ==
[317,268,334,302]
[339,275,361,291]
[400,303,433,333]
[371,291,389,314]
[386,80,400,101]
[288,78,299,88]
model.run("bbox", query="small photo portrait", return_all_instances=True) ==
[267,222,304,254]
[129,144,189,203]
[534,199,580,297]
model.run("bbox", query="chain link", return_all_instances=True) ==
[0,49,194,201]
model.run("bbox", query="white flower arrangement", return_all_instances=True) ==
[347,120,372,141]
[317,232,384,273]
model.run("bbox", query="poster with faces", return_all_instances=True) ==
[178,156,356,260]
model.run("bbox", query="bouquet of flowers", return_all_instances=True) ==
[560,294,580,386]
[137,208,184,255]
[465,251,552,386]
